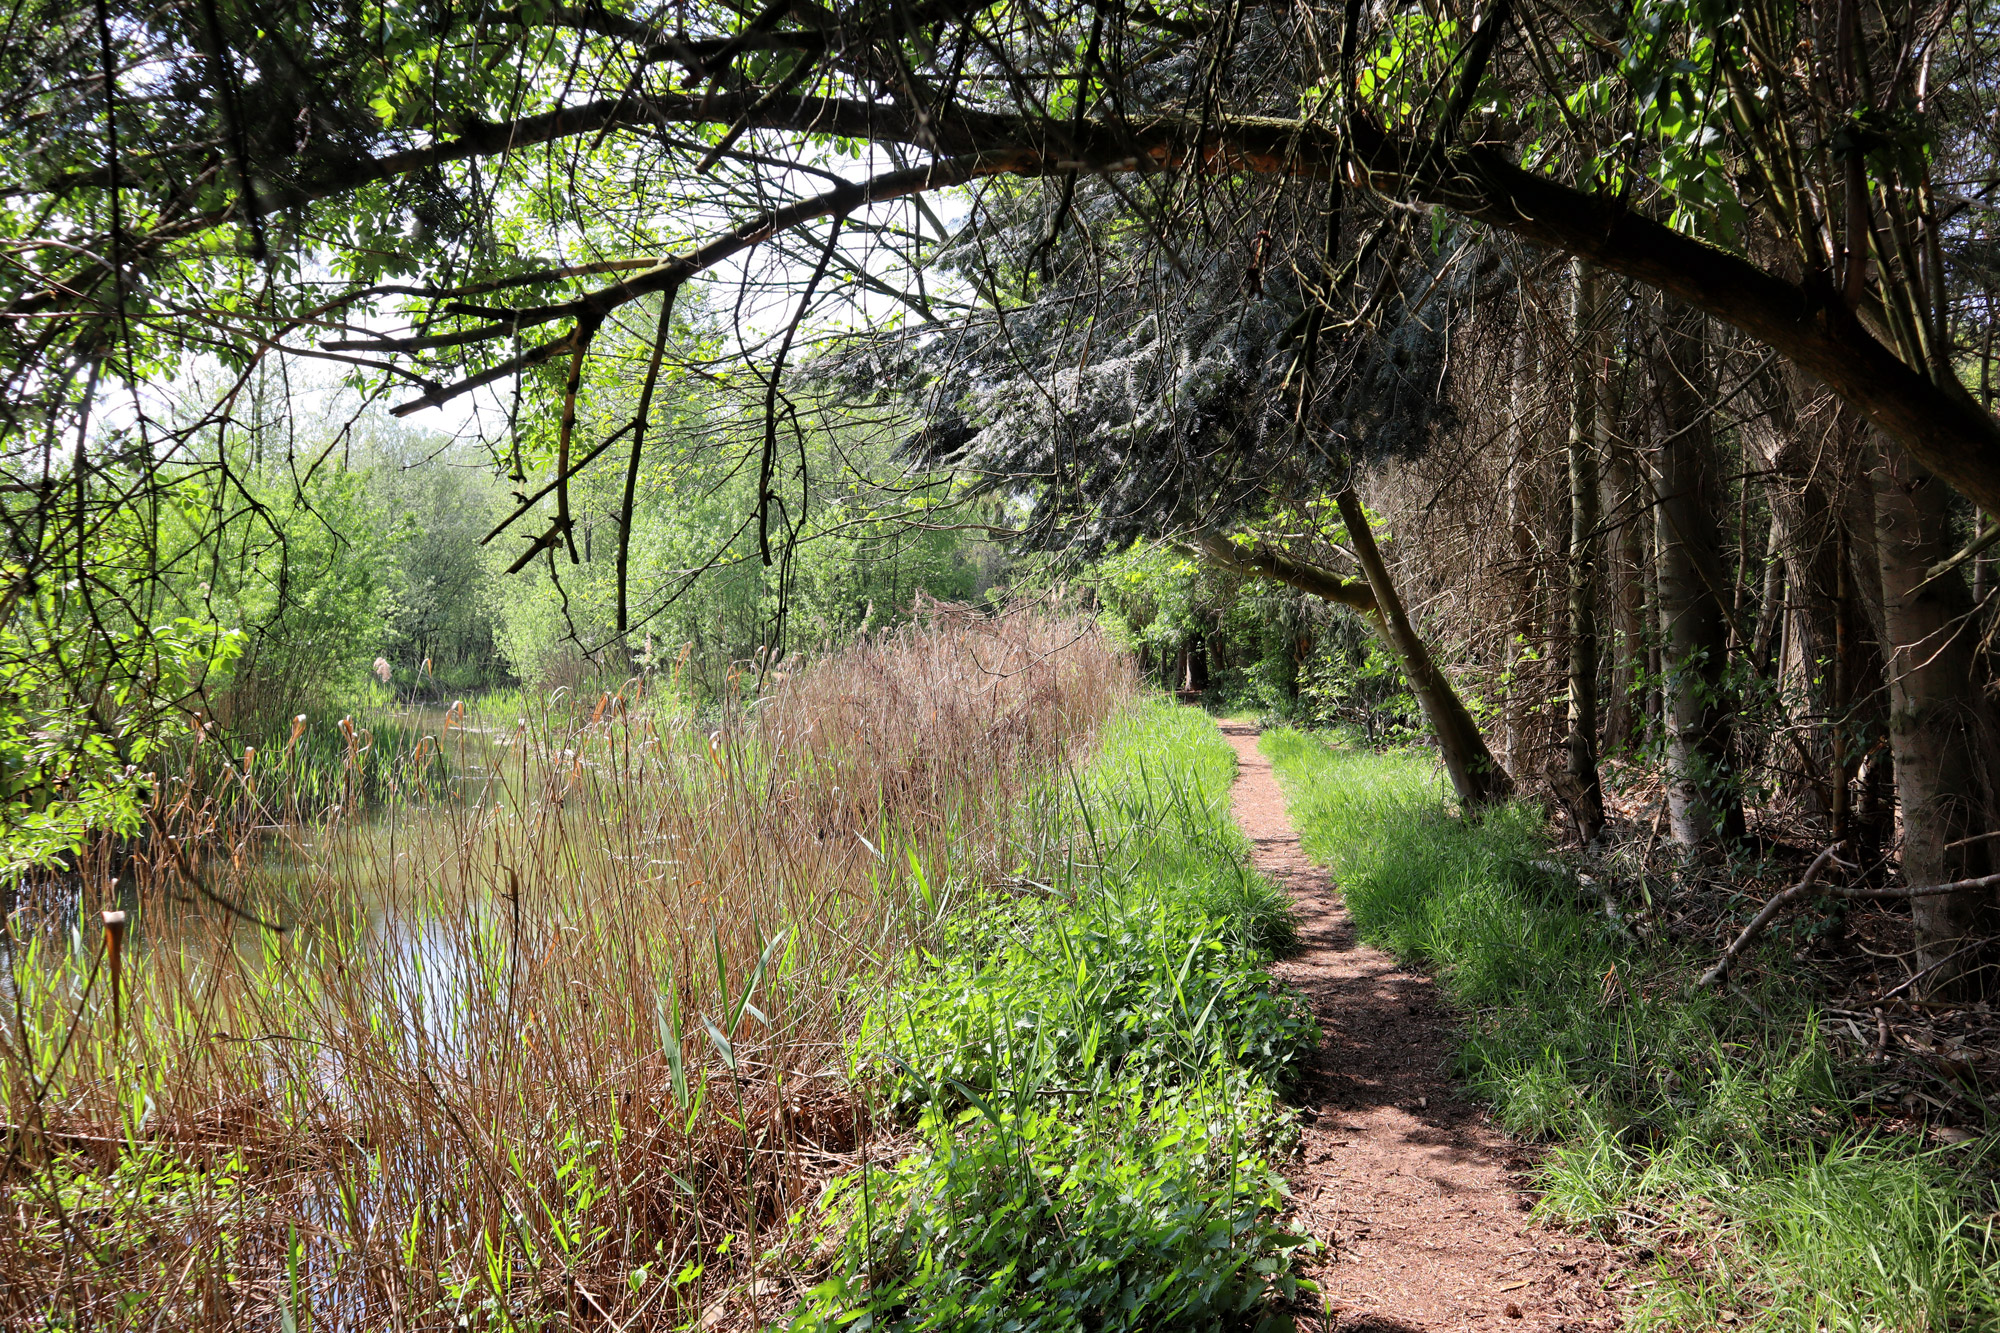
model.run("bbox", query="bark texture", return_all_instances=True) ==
[1870,439,1996,998]
[1504,315,1538,775]
[1603,436,1649,755]
[1651,301,1744,848]
[1565,261,1605,839]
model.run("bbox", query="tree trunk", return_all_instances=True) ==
[1603,439,1648,754]
[1565,260,1606,838]
[1651,299,1744,849]
[1335,490,1514,809]
[1504,311,1538,775]
[1742,378,1855,817]
[1187,522,1511,808]
[1871,437,1995,998]
[1749,520,1785,678]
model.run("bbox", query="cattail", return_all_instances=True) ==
[101,907,127,1040]
[373,657,392,684]
[286,714,307,753]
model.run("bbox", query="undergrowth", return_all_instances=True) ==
[791,702,1316,1332]
[1262,729,2000,1333]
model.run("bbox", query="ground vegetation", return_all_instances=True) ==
[3,0,2000,1324]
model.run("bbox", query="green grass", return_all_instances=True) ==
[792,702,1316,1332]
[1261,728,2000,1333]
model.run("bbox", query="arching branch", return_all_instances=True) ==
[366,148,1040,419]
[17,64,2000,520]
[1178,529,1378,612]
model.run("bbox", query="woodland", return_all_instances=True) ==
[3,0,2000,1327]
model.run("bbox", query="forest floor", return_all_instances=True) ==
[1218,724,1631,1333]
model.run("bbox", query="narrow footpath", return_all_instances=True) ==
[1218,725,1625,1333]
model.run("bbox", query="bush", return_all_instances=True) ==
[880,890,1315,1113]
[800,1077,1306,1333]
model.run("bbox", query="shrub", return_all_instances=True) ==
[797,1077,1306,1333]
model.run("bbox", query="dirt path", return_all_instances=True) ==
[1219,725,1624,1333]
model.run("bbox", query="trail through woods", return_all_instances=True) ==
[1219,724,1629,1332]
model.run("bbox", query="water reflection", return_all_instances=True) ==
[2,703,514,1059]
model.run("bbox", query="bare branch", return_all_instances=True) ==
[1178,529,1379,612]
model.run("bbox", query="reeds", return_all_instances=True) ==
[0,607,1133,1328]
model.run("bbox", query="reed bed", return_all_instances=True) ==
[0,608,1134,1329]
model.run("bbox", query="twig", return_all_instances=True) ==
[1700,844,1845,987]
[1870,933,2000,1006]
[1831,872,2000,901]
[1702,860,2000,988]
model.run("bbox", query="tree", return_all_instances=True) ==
[1650,299,1745,851]
[8,0,2000,985]
[1871,439,1995,996]
[11,2,2000,561]
[1565,260,1606,839]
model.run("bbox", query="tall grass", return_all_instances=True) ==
[0,608,1132,1328]
[1261,729,2000,1332]
[793,702,1316,1331]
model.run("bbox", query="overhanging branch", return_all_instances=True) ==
[375,149,1041,417]
[22,83,2000,518]
[1177,530,1379,614]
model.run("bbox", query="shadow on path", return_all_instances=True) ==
[1217,724,1626,1333]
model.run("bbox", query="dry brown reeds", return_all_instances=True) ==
[0,606,1133,1329]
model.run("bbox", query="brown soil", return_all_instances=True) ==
[1218,724,1628,1333]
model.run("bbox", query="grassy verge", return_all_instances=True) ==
[791,701,1315,1332]
[1260,729,2000,1333]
